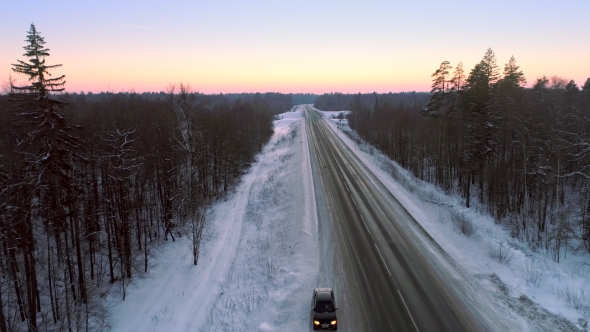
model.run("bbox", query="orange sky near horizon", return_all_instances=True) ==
[8,46,586,95]
[1,1,589,95]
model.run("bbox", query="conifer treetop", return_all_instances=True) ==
[501,56,527,88]
[11,23,66,103]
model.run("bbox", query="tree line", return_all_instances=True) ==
[331,48,590,262]
[314,91,430,113]
[210,92,317,111]
[0,24,289,331]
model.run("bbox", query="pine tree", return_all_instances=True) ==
[426,61,452,115]
[533,76,549,91]
[463,49,501,120]
[461,49,502,205]
[481,48,500,85]
[496,56,526,108]
[450,62,466,92]
[582,78,590,106]
[500,56,526,88]
[424,61,456,190]
[564,80,580,106]
[583,78,590,95]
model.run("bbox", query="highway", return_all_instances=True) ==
[305,105,484,331]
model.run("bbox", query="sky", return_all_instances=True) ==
[1,0,589,94]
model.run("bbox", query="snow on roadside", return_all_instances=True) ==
[107,105,318,332]
[205,105,319,331]
[106,176,250,332]
[317,106,590,332]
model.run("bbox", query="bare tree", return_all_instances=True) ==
[1,75,16,94]
[185,204,210,266]
[1,52,283,328]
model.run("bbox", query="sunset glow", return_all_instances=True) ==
[1,0,589,94]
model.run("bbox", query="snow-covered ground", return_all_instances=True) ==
[107,105,318,331]
[107,104,589,332]
[318,106,590,332]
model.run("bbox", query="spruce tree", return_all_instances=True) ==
[9,23,78,189]
[11,23,65,106]
[9,25,84,330]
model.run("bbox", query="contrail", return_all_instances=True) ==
[92,18,153,30]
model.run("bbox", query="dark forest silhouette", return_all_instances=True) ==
[0,24,312,331]
[318,49,590,265]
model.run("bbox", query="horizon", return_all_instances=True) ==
[1,0,589,94]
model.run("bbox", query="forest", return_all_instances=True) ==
[0,25,300,332]
[325,49,590,265]
[314,91,430,113]
[4,21,590,332]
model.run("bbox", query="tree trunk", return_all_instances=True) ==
[72,211,87,304]
[0,269,8,332]
[24,251,37,331]
[4,240,26,322]
[47,236,58,324]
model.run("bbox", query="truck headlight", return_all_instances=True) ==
[314,320,320,325]
[331,320,337,325]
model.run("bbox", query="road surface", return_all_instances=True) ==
[305,106,485,331]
